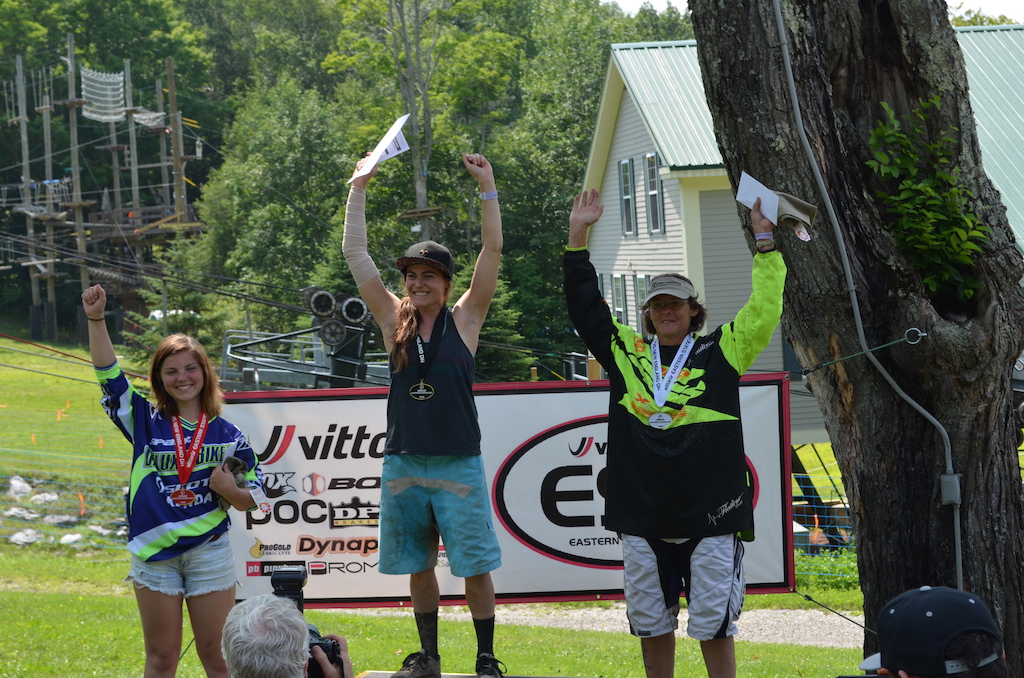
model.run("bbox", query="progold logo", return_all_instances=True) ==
[249,537,292,558]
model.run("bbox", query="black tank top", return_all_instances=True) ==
[384,308,481,456]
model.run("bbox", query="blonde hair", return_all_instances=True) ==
[148,334,224,418]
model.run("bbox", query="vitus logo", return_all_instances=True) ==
[258,425,295,465]
[262,471,297,499]
[569,436,607,457]
[297,423,386,460]
[493,415,621,569]
[256,423,388,463]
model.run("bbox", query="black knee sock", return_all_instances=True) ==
[473,615,496,656]
[415,610,440,658]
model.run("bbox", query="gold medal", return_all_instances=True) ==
[409,381,435,400]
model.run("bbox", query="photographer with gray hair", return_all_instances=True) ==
[221,594,352,678]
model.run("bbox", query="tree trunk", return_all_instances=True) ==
[389,0,443,240]
[691,0,1024,671]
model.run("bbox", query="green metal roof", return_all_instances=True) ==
[957,25,1024,243]
[610,41,721,170]
[612,27,1024,239]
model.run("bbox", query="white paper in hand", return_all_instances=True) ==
[736,171,779,226]
[348,114,411,184]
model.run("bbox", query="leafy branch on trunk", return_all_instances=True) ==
[866,96,990,302]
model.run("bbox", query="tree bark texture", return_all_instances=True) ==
[691,0,1024,671]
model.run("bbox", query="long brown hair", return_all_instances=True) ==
[390,274,452,372]
[148,334,224,418]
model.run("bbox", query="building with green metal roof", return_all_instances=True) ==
[580,25,1024,446]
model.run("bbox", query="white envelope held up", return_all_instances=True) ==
[347,114,411,184]
[736,171,816,241]
[736,171,780,225]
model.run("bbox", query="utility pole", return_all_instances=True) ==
[14,56,43,340]
[125,60,141,227]
[166,57,185,224]
[58,33,97,342]
[155,79,170,208]
[37,88,59,341]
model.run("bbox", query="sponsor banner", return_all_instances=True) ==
[224,376,793,605]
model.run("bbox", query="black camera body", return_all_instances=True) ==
[270,566,345,678]
[309,632,343,675]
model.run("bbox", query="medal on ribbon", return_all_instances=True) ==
[410,309,446,401]
[169,411,209,508]
[649,335,695,428]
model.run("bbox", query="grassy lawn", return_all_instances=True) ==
[0,545,863,677]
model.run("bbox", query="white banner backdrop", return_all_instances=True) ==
[223,375,793,607]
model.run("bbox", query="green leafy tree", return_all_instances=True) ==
[449,262,532,381]
[487,0,631,356]
[180,0,345,99]
[121,231,231,364]
[324,0,456,239]
[866,97,989,304]
[48,0,210,92]
[632,1,693,41]
[948,3,1020,26]
[193,78,348,332]
[0,0,48,61]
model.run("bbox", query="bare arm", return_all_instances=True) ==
[82,285,117,368]
[342,158,401,351]
[453,153,503,352]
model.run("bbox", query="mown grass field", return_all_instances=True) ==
[0,544,865,677]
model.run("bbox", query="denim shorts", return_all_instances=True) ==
[127,534,237,598]
[379,454,502,578]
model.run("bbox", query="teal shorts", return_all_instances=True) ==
[379,454,502,578]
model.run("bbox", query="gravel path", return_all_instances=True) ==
[348,602,865,649]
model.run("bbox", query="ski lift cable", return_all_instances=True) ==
[5,229,313,297]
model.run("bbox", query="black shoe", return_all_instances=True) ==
[390,650,441,678]
[475,652,507,678]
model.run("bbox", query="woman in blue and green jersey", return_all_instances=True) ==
[83,284,265,678]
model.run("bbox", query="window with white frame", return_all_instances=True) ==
[612,274,627,323]
[635,274,649,330]
[619,159,636,235]
[645,153,665,234]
